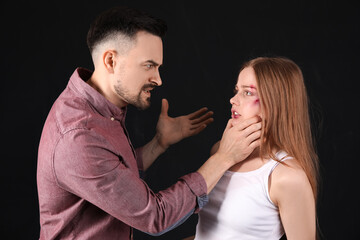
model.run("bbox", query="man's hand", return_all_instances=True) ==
[155,99,214,150]
[197,116,262,193]
[217,117,262,165]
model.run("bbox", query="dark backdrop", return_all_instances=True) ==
[1,0,359,239]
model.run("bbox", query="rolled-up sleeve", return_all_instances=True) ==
[180,172,208,212]
[53,128,208,235]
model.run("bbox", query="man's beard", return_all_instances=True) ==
[114,81,154,110]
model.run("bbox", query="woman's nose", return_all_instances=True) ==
[230,95,238,105]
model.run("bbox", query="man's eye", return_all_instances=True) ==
[146,64,154,69]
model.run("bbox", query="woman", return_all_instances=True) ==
[193,57,320,240]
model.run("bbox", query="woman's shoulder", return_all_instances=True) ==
[269,158,313,206]
[272,159,309,185]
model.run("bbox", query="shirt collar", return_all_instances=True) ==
[69,67,126,122]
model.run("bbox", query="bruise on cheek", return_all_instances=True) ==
[249,85,259,105]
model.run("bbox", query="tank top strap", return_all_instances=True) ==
[264,151,292,206]
[269,151,292,175]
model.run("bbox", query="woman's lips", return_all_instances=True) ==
[231,109,241,119]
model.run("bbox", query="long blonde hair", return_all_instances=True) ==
[241,57,319,201]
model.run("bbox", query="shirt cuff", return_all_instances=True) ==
[180,172,208,213]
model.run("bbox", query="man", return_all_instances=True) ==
[37,6,261,239]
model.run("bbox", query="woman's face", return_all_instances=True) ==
[230,67,261,125]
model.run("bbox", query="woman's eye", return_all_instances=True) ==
[244,91,252,96]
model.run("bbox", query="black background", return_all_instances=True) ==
[1,0,359,239]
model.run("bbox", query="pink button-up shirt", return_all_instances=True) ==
[37,68,208,239]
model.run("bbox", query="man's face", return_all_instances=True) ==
[113,31,163,110]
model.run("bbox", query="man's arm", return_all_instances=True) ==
[136,134,167,171]
[54,128,207,235]
[54,116,261,236]
[138,99,214,171]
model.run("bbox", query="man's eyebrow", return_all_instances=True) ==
[145,59,161,66]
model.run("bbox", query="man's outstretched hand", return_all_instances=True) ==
[155,99,214,150]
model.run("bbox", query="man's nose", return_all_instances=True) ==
[151,71,162,86]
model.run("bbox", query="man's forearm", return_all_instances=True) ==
[197,153,234,194]
[138,134,167,171]
[140,140,234,194]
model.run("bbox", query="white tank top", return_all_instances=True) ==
[195,151,290,240]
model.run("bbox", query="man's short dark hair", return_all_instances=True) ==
[87,6,167,54]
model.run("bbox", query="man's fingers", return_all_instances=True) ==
[242,122,262,137]
[188,107,209,120]
[249,138,261,149]
[245,128,261,144]
[160,98,169,116]
[190,118,214,130]
[224,119,234,132]
[189,124,207,136]
[233,116,261,131]
[191,111,214,125]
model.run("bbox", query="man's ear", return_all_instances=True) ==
[103,50,117,73]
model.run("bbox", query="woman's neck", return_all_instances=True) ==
[228,147,267,173]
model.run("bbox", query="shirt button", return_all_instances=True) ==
[110,117,115,121]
